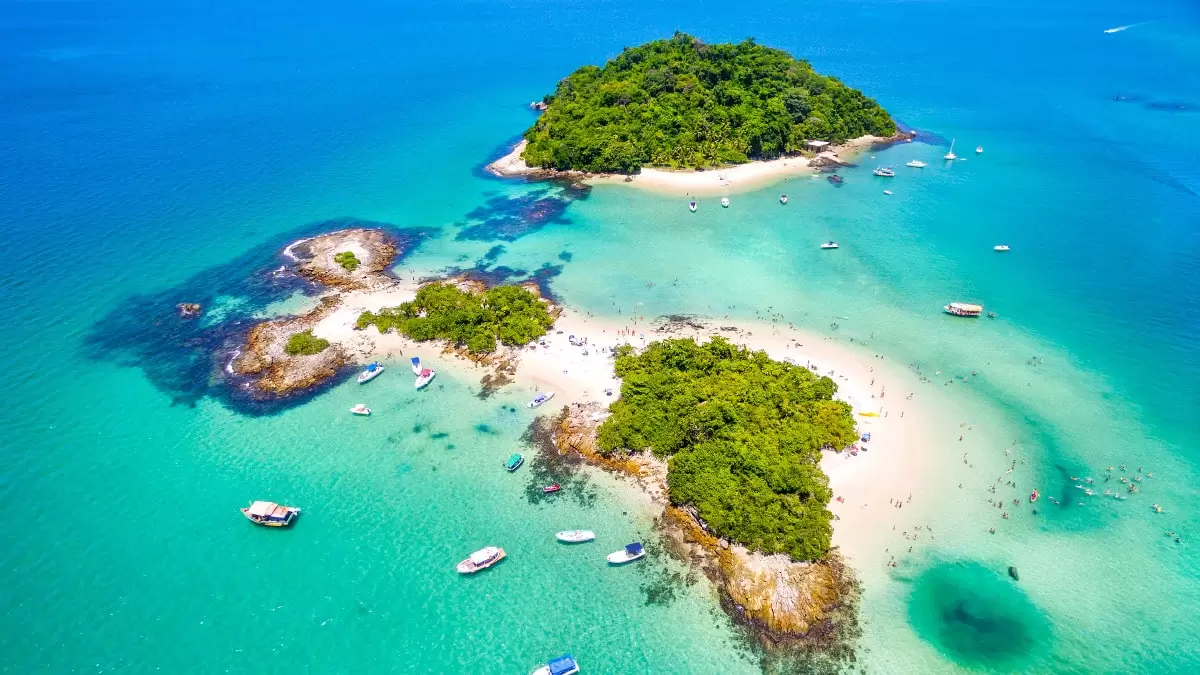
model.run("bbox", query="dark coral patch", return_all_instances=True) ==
[455,185,588,242]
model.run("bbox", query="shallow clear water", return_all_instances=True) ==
[2,0,1198,672]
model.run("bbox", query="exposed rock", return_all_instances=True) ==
[231,297,348,396]
[285,228,397,291]
[530,101,548,111]
[176,302,203,319]
[1009,565,1020,581]
[547,403,859,649]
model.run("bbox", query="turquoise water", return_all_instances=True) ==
[3,0,1199,672]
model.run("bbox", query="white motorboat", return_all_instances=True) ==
[944,139,958,161]
[555,530,596,543]
[456,546,506,574]
[528,391,555,408]
[976,146,984,154]
[350,404,371,416]
[820,241,840,250]
[872,167,895,177]
[688,200,697,212]
[357,362,385,384]
[994,244,1011,252]
[780,194,788,205]
[414,368,436,389]
[531,655,580,675]
[410,356,422,375]
[607,542,646,564]
[905,160,927,168]
[883,190,893,195]
[720,197,730,208]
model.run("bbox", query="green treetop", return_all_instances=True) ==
[521,32,896,173]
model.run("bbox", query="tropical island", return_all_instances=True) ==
[488,32,903,192]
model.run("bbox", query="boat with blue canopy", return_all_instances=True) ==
[606,542,646,564]
[357,362,385,384]
[531,654,580,675]
[410,356,422,375]
[505,453,524,472]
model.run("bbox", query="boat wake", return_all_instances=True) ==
[1104,21,1152,34]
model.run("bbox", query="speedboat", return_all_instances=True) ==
[688,200,697,212]
[410,356,422,375]
[241,500,300,527]
[872,167,895,177]
[350,403,371,416]
[456,546,506,574]
[542,483,561,494]
[720,197,730,208]
[820,241,840,250]
[414,368,435,389]
[555,530,596,543]
[357,362,385,384]
[607,542,646,564]
[505,453,524,472]
[528,391,555,408]
[905,160,927,168]
[944,139,958,161]
[976,146,984,154]
[828,174,843,185]
[531,654,580,675]
[944,302,984,317]
[993,244,1010,252]
[883,190,893,195]
[780,194,788,205]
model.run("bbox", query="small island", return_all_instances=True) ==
[489,32,903,191]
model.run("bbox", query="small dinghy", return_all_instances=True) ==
[607,542,646,564]
[528,391,555,408]
[241,500,300,527]
[410,356,422,375]
[780,194,788,205]
[555,530,596,543]
[456,546,505,574]
[505,453,525,472]
[542,483,561,494]
[720,197,730,208]
[994,244,1010,252]
[357,362,385,384]
[531,654,580,675]
[688,200,697,212]
[350,403,371,416]
[820,241,840,250]
[414,368,435,389]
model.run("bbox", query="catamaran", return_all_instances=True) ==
[456,546,506,574]
[555,530,596,543]
[820,241,840,250]
[531,654,580,675]
[905,160,927,168]
[944,302,984,317]
[357,362,385,384]
[410,356,422,375]
[414,368,435,389]
[241,500,300,527]
[944,139,958,161]
[872,167,895,177]
[720,197,730,208]
[607,542,646,564]
[528,391,555,408]
[349,403,371,416]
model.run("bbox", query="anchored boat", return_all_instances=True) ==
[241,500,300,527]
[528,391,555,408]
[688,200,697,212]
[944,139,958,161]
[357,362,385,384]
[607,542,646,564]
[555,530,596,543]
[994,244,1011,252]
[905,160,927,168]
[720,197,730,208]
[820,241,840,250]
[542,483,561,494]
[456,546,506,574]
[531,654,580,675]
[944,302,984,317]
[780,194,788,205]
[505,453,525,472]
[410,356,422,375]
[873,167,895,177]
[349,403,371,416]
[414,368,436,389]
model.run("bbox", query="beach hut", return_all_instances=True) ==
[806,140,832,152]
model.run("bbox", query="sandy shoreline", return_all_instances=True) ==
[310,283,940,564]
[487,135,905,197]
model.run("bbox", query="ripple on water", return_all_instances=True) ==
[907,559,1051,668]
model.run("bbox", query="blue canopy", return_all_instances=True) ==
[365,362,379,371]
[625,542,643,555]
[548,655,578,675]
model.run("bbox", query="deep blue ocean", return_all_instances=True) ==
[2,0,1198,672]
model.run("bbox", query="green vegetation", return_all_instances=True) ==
[597,337,857,561]
[333,251,360,271]
[522,32,896,173]
[356,282,554,354]
[284,330,330,356]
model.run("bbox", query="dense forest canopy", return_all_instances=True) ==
[522,33,896,173]
[597,337,858,561]
[356,283,554,354]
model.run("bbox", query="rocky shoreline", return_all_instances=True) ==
[547,402,861,651]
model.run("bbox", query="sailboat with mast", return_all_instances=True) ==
[944,139,958,161]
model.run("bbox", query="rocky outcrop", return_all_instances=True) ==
[548,403,860,649]
[176,302,203,319]
[285,228,397,291]
[231,297,348,396]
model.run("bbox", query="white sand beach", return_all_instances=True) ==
[487,136,898,197]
